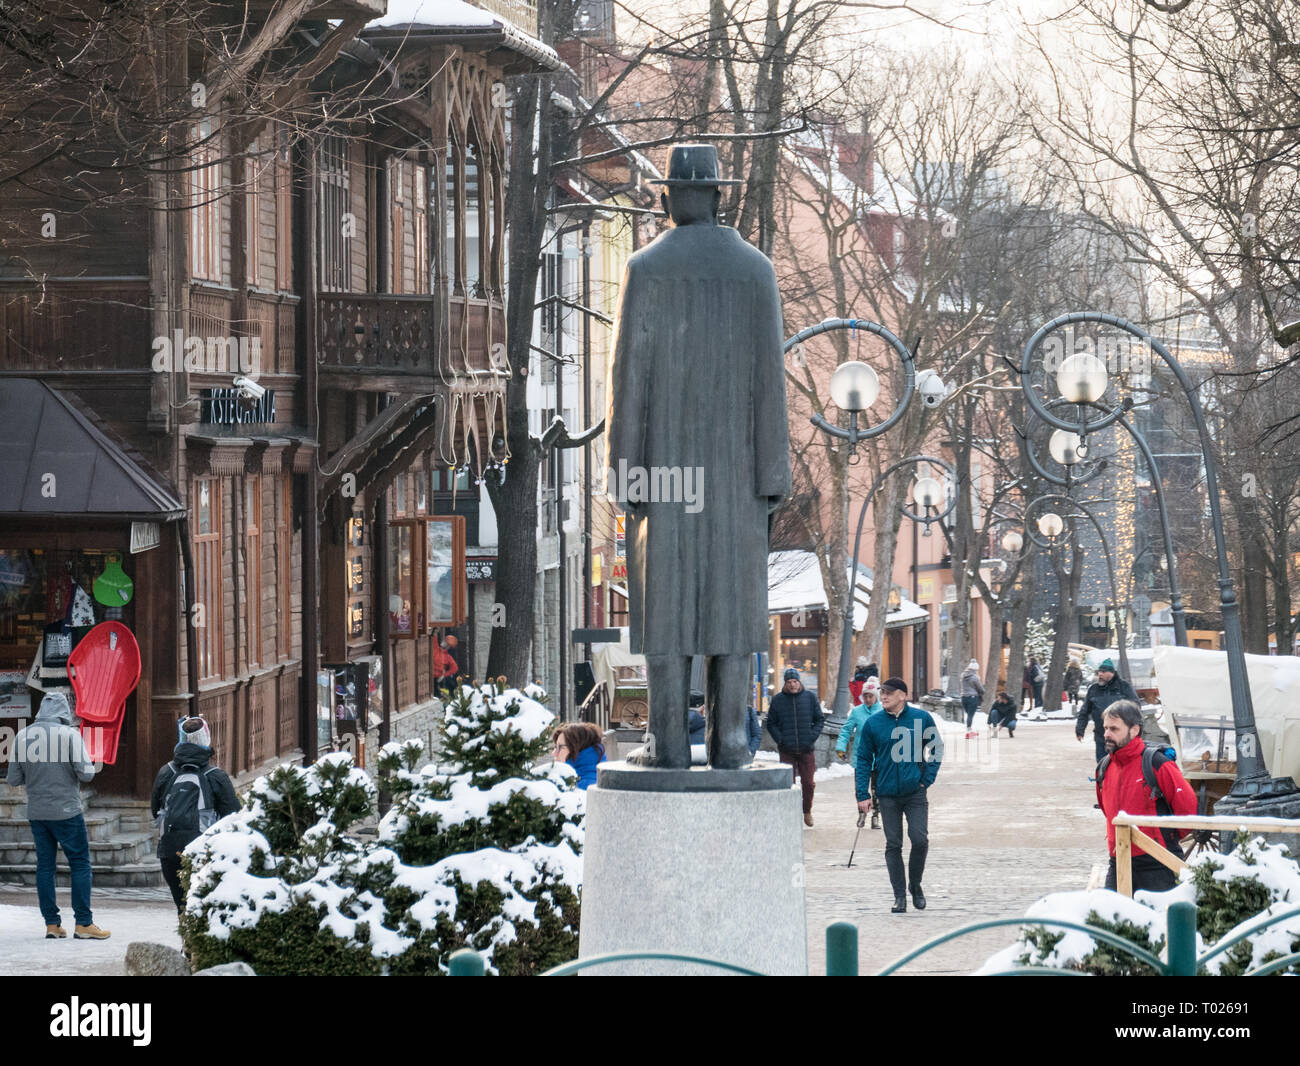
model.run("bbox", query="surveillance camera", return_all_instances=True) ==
[917,369,946,408]
[233,376,265,402]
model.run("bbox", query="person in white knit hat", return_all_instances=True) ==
[150,717,240,912]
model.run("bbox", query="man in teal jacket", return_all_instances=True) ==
[855,677,943,913]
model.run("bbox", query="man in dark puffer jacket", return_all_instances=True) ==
[766,668,824,826]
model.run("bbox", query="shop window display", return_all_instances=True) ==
[0,548,135,712]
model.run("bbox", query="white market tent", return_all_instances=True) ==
[1151,646,1300,784]
[767,550,929,631]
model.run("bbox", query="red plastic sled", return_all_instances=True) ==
[67,621,141,766]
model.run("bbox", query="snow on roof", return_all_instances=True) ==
[768,550,927,631]
[783,127,922,220]
[364,0,563,72]
[368,0,497,29]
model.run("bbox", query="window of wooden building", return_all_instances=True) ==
[413,166,428,294]
[318,135,351,292]
[190,118,223,283]
[444,139,463,295]
[464,137,481,296]
[245,137,261,286]
[389,157,406,293]
[193,477,224,680]
[276,473,292,660]
[275,124,294,291]
[245,475,262,667]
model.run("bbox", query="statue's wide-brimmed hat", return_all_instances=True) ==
[650,143,742,187]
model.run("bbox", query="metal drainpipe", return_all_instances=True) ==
[582,218,592,664]
[557,268,568,720]
[178,517,200,720]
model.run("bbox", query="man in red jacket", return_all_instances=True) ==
[1096,700,1197,893]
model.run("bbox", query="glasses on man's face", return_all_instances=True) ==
[554,741,569,755]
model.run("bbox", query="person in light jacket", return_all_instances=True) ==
[5,691,109,940]
[837,677,882,761]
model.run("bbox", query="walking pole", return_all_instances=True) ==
[846,810,867,868]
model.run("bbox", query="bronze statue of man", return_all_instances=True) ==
[606,144,791,770]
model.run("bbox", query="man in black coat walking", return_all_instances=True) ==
[766,668,824,826]
[1076,658,1140,761]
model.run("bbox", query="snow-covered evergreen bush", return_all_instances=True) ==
[1023,614,1054,667]
[179,683,585,975]
[979,835,1300,976]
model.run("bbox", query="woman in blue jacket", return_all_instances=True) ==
[836,678,881,760]
[553,723,606,790]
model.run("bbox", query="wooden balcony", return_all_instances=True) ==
[316,292,507,388]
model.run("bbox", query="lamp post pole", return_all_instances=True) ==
[1020,493,1131,682]
[1020,311,1294,803]
[831,455,956,718]
[1023,404,1188,646]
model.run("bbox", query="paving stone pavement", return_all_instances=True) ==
[802,718,1108,975]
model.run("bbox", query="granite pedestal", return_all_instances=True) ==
[577,761,807,975]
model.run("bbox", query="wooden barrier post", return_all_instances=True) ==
[1115,822,1133,896]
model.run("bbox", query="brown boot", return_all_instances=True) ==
[803,811,814,827]
[74,924,111,940]
[45,925,66,939]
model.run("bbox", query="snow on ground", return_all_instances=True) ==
[0,895,181,976]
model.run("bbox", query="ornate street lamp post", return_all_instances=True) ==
[1020,311,1296,805]
[784,318,947,716]
[1022,400,1189,646]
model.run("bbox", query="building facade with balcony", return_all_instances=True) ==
[0,0,557,818]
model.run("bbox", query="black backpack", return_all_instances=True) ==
[1096,743,1182,854]
[156,762,220,841]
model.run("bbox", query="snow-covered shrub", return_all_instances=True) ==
[179,683,585,975]
[979,834,1300,976]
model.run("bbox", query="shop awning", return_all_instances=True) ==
[768,550,928,631]
[0,379,183,519]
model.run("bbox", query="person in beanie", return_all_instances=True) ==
[1076,658,1139,761]
[5,691,107,939]
[766,668,824,826]
[854,678,943,913]
[960,659,984,733]
[836,676,881,761]
[151,717,240,912]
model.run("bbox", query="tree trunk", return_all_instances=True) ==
[858,474,905,671]
[1043,535,1081,713]
[485,71,552,683]
[981,596,1004,713]
[1006,564,1035,714]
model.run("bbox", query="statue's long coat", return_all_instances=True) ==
[606,223,791,656]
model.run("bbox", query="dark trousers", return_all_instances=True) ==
[878,790,929,896]
[961,695,979,728]
[30,814,92,927]
[160,852,185,912]
[1105,853,1179,894]
[780,750,817,813]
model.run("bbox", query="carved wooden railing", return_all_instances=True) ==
[317,292,439,373]
[317,292,505,377]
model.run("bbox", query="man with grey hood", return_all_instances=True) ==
[5,690,109,939]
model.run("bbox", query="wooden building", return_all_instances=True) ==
[0,0,558,807]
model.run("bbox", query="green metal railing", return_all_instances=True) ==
[444,900,1300,976]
